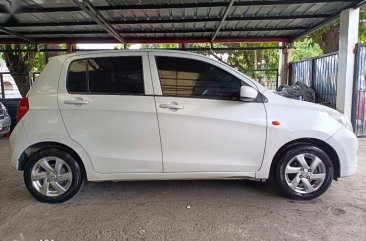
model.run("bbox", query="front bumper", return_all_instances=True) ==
[326,126,358,177]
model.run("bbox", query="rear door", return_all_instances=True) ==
[58,52,162,173]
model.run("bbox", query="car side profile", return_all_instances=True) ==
[9,50,357,203]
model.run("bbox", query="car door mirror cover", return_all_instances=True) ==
[240,86,259,102]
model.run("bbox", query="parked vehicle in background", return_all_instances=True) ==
[9,50,358,203]
[0,102,11,136]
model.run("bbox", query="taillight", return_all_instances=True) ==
[16,97,29,123]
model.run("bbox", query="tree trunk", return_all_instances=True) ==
[313,24,340,54]
[10,74,30,97]
[1,45,32,97]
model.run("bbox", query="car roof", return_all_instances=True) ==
[51,49,204,62]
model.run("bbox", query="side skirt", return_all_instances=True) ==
[86,172,259,182]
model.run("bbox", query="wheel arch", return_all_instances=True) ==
[18,141,87,180]
[269,138,340,180]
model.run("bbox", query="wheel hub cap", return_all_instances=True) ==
[31,157,73,197]
[284,153,326,194]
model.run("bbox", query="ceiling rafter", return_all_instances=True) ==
[0,26,308,36]
[0,37,290,45]
[0,27,36,43]
[211,0,235,42]
[72,0,125,43]
[2,14,331,28]
[0,0,355,14]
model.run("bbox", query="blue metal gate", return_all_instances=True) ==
[289,53,338,109]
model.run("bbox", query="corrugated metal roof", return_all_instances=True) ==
[0,0,363,44]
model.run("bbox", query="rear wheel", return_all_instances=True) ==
[274,145,333,200]
[24,148,84,203]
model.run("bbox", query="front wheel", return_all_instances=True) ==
[274,145,333,200]
[24,148,84,203]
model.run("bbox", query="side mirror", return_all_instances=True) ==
[240,86,258,102]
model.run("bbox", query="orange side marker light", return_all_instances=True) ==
[272,121,281,126]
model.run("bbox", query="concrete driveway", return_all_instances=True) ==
[0,138,365,241]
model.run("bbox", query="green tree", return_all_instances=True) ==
[291,38,323,62]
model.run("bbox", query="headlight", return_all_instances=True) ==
[329,112,353,131]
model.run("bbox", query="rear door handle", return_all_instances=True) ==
[159,102,184,110]
[64,98,89,106]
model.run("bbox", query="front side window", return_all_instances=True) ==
[155,56,242,100]
[67,56,144,95]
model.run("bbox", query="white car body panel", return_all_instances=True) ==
[9,50,358,183]
[256,92,345,178]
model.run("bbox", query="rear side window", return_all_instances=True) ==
[67,56,144,95]
[155,56,242,100]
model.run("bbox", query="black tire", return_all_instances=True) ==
[24,148,84,203]
[274,145,333,200]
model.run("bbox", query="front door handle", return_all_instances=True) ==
[159,102,184,110]
[64,97,89,106]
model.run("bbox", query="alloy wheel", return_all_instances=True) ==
[31,156,73,197]
[284,153,326,194]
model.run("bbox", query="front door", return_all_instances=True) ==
[149,52,267,172]
[58,52,162,173]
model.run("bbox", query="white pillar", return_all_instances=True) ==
[336,8,359,119]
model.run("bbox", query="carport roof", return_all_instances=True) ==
[0,0,365,44]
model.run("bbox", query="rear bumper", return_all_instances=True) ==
[326,126,358,177]
[9,122,30,170]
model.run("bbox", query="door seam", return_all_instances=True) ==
[148,52,165,172]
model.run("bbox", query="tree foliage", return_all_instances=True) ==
[291,38,323,62]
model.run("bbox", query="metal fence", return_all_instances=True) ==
[0,72,39,99]
[289,52,338,109]
[289,59,312,87]
[352,43,366,137]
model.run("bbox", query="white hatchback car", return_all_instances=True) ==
[10,50,357,203]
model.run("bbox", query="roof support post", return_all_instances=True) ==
[336,7,359,119]
[211,0,235,42]
[278,42,291,86]
[67,44,75,53]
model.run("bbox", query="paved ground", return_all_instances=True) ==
[0,138,366,241]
